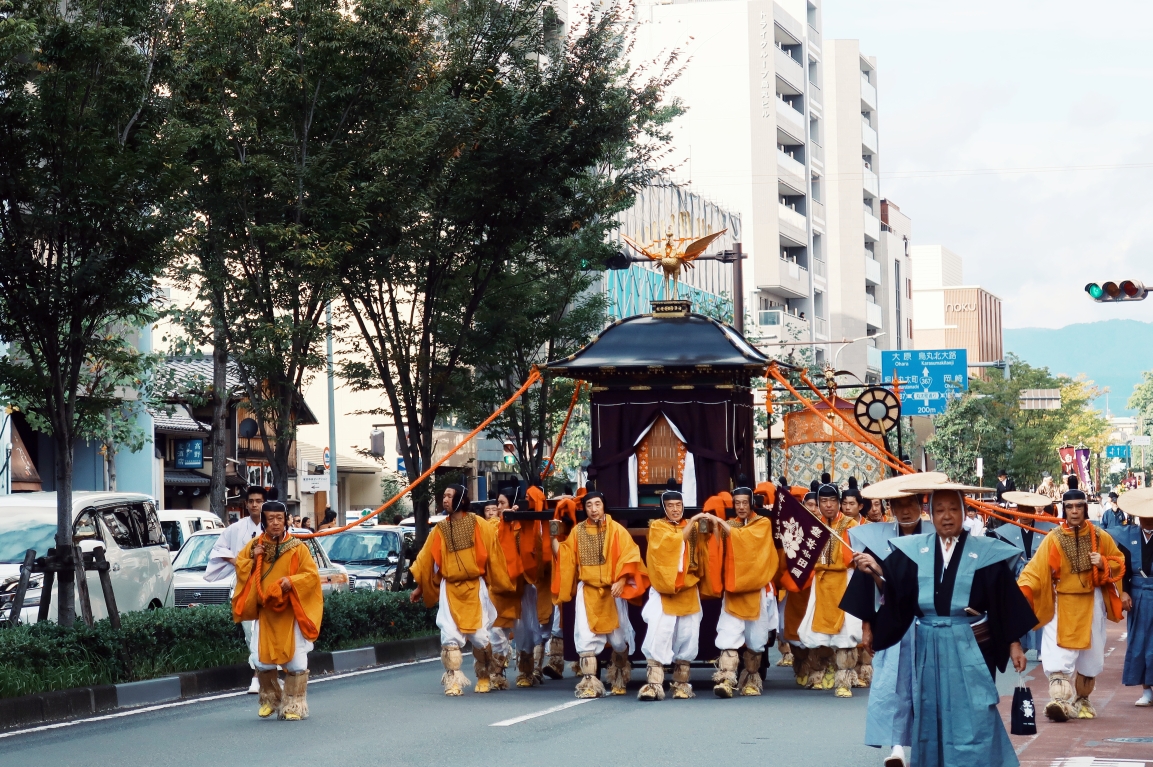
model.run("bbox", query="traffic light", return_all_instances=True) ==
[1085,280,1147,302]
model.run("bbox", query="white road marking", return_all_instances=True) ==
[0,657,439,740]
[490,698,596,726]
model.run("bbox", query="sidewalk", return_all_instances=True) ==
[1005,622,1153,767]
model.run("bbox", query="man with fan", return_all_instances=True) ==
[1018,476,1126,721]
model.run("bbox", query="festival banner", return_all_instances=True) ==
[1074,447,1092,490]
[1058,446,1077,479]
[774,487,832,588]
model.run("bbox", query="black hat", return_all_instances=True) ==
[997,469,1008,477]
[444,484,469,512]
[1062,475,1087,503]
[817,472,841,500]
[498,485,520,505]
[804,480,819,502]
[731,486,754,499]
[1108,491,1119,500]
[259,500,287,530]
[842,476,863,503]
[661,490,684,506]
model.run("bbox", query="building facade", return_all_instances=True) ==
[910,244,1004,372]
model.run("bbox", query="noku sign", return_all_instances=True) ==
[945,302,977,312]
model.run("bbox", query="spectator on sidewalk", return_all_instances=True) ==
[1102,492,1129,530]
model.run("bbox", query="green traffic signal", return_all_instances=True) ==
[1085,279,1146,302]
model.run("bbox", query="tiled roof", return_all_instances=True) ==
[151,406,210,435]
[161,356,318,425]
[297,442,383,475]
[163,469,212,486]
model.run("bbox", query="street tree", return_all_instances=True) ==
[453,228,609,493]
[166,0,427,501]
[338,0,682,543]
[0,0,183,625]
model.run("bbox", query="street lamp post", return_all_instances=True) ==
[832,332,885,372]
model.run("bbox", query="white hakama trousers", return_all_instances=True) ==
[640,588,703,664]
[715,589,778,653]
[1041,588,1107,678]
[573,582,635,655]
[437,577,497,650]
[797,583,862,649]
[251,621,312,673]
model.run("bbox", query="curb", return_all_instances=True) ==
[0,634,440,732]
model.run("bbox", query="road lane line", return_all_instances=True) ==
[490,698,596,726]
[0,657,439,740]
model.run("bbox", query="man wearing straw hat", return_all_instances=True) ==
[855,478,1036,767]
[410,484,500,696]
[1115,487,1153,706]
[992,491,1060,659]
[841,471,945,767]
[1018,476,1126,721]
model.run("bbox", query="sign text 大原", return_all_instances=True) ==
[881,349,969,416]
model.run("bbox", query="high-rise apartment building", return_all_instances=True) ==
[575,0,909,381]
[910,244,1004,371]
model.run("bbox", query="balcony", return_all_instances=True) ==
[809,142,824,166]
[756,308,810,343]
[778,204,808,246]
[865,256,881,285]
[864,211,880,241]
[863,165,879,197]
[866,344,882,372]
[814,316,828,338]
[775,47,805,93]
[776,98,806,142]
[811,200,825,223]
[777,150,806,192]
[813,256,826,279]
[861,76,876,110]
[861,119,878,153]
[866,300,883,329]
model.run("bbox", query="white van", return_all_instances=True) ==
[0,492,174,624]
[159,509,225,557]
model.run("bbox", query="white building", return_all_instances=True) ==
[573,0,910,380]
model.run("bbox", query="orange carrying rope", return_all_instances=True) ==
[540,381,585,480]
[294,368,543,539]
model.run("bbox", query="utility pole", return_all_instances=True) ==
[732,243,744,334]
[326,302,340,524]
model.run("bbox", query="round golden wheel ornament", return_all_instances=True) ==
[854,386,900,435]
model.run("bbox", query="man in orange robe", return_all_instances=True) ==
[797,474,861,698]
[232,501,323,720]
[639,489,714,701]
[410,485,499,696]
[552,490,648,698]
[1018,476,1125,721]
[709,486,780,697]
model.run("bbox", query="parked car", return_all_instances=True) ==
[0,492,173,624]
[163,528,349,608]
[317,526,404,591]
[159,509,224,558]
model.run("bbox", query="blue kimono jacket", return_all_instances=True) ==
[989,520,1056,652]
[872,532,1037,767]
[1118,526,1153,686]
[841,520,922,749]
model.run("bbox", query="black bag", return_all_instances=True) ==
[1010,678,1037,735]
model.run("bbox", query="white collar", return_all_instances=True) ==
[1142,528,1153,543]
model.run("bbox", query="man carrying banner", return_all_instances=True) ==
[776,480,832,688]
[841,472,943,767]
[857,481,1037,767]
[551,490,648,698]
[1019,476,1126,721]
[1116,488,1153,706]
[797,474,861,697]
[709,486,779,698]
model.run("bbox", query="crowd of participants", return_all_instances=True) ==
[202,468,1152,767]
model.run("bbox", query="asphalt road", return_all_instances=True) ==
[2,649,885,767]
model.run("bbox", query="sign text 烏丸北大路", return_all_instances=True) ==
[880,349,969,416]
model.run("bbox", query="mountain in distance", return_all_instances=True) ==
[1003,319,1153,415]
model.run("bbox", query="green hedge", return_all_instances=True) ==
[0,590,435,699]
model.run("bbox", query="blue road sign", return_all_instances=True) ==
[1105,444,1131,460]
[397,457,406,473]
[881,348,969,416]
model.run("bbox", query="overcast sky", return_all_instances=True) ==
[822,0,1153,329]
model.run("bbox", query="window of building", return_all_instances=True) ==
[809,117,820,145]
[807,2,817,27]
[808,60,819,85]
[811,175,821,202]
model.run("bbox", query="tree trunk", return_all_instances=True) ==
[53,430,76,627]
[412,424,434,547]
[210,324,228,524]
